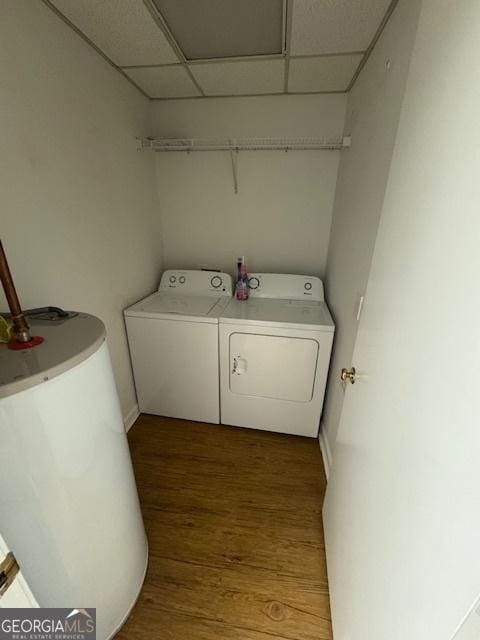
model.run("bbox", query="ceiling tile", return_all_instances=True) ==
[189,59,285,96]
[290,0,391,55]
[50,0,179,66]
[124,66,201,98]
[288,55,363,92]
[153,0,283,60]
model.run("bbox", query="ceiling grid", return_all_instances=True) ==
[42,0,400,100]
[141,0,205,96]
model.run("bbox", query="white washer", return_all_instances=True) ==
[219,273,335,437]
[125,270,232,424]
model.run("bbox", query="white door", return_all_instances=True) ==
[0,535,38,607]
[324,2,480,639]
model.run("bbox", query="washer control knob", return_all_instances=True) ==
[169,275,176,284]
[179,276,186,284]
[248,277,260,290]
[304,282,312,291]
[211,275,222,288]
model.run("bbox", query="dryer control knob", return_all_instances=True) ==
[179,276,186,284]
[248,277,259,290]
[304,282,312,291]
[169,275,176,284]
[211,275,222,288]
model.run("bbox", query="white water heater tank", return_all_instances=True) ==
[0,312,147,639]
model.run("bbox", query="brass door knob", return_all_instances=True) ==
[341,367,356,384]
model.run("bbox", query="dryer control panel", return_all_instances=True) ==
[159,270,233,296]
[246,273,324,301]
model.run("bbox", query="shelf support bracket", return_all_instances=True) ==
[229,143,238,194]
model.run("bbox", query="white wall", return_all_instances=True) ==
[321,0,422,455]
[150,95,346,277]
[0,1,162,421]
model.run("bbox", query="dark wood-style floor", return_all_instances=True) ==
[116,414,333,640]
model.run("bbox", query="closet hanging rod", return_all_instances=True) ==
[137,136,351,152]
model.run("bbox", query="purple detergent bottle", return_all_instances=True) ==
[235,256,249,301]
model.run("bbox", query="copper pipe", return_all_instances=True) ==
[0,240,31,342]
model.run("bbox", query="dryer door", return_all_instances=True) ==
[229,332,318,402]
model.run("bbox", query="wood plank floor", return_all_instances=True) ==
[116,415,333,640]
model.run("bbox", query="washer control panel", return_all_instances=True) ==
[159,270,232,296]
[210,275,223,289]
[246,273,324,301]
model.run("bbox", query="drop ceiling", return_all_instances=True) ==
[45,0,397,100]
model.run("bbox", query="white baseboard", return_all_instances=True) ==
[319,423,333,481]
[124,403,140,432]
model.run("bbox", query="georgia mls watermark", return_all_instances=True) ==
[0,608,96,640]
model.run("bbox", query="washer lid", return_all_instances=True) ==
[124,292,229,322]
[0,313,105,399]
[220,298,335,332]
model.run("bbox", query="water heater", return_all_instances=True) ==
[0,313,147,639]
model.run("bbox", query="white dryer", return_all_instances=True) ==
[219,273,334,437]
[125,270,232,424]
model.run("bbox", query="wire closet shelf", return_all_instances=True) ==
[138,136,350,152]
